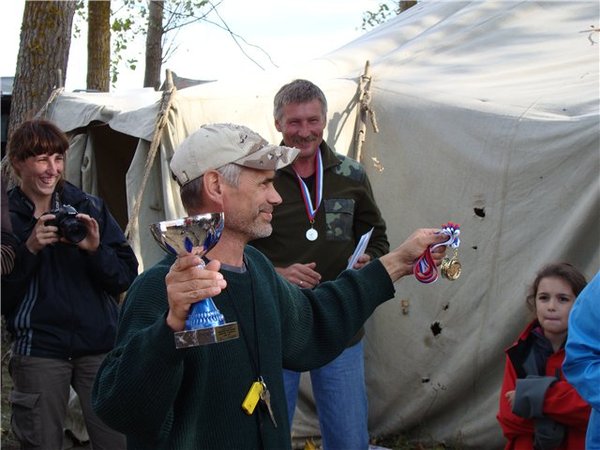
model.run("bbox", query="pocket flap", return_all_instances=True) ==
[324,198,355,214]
[9,390,40,409]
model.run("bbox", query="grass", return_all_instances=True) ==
[296,434,458,450]
[371,434,459,450]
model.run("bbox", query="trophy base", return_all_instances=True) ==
[174,322,239,348]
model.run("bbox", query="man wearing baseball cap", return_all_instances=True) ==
[93,123,447,449]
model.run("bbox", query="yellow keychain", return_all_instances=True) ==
[242,381,264,415]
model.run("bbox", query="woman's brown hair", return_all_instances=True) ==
[8,119,69,164]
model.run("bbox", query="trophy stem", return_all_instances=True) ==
[186,298,225,329]
[176,262,239,349]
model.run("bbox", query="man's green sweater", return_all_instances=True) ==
[92,246,395,449]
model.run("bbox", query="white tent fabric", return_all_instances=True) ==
[45,1,599,448]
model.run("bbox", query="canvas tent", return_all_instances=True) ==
[42,1,599,448]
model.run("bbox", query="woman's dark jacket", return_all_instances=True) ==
[2,181,139,359]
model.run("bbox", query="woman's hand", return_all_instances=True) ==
[26,213,60,254]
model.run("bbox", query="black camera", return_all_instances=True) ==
[45,204,87,244]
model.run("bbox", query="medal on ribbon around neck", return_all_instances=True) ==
[295,151,323,242]
[414,222,462,283]
[305,223,318,241]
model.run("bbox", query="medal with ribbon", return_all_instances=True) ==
[414,222,462,283]
[294,150,323,241]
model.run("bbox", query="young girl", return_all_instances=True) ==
[497,262,590,450]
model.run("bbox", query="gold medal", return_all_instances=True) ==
[441,250,462,281]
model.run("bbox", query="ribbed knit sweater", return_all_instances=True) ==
[92,246,395,449]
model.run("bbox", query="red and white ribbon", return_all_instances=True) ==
[414,222,461,284]
[294,150,323,227]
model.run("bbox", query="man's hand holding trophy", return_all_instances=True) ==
[150,212,239,348]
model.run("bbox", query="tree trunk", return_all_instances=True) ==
[144,0,164,90]
[87,0,111,92]
[8,0,77,140]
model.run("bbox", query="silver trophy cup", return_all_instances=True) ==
[150,213,239,348]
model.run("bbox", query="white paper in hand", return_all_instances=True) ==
[347,227,374,270]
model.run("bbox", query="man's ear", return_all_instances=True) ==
[203,170,224,206]
[274,118,282,132]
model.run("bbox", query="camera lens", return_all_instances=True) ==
[60,218,87,243]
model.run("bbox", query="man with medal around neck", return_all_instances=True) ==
[251,79,390,450]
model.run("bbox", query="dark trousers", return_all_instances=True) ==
[9,354,126,450]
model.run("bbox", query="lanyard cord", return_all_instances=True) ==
[225,260,266,438]
[227,263,261,376]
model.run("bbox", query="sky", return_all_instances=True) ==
[1,0,380,92]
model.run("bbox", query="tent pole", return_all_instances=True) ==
[354,60,379,162]
[353,60,379,164]
[125,69,176,240]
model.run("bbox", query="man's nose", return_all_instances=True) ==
[298,122,311,137]
[269,185,282,206]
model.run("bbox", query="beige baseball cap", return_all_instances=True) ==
[170,123,300,186]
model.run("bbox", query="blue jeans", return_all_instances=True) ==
[284,341,369,450]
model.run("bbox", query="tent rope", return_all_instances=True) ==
[124,70,176,240]
[35,86,65,119]
[353,61,381,170]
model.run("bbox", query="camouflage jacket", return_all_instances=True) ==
[252,142,389,345]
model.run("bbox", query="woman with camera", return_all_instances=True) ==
[2,119,139,450]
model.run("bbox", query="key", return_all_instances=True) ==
[242,381,263,415]
[260,379,277,428]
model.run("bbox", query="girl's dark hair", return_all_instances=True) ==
[8,119,69,163]
[525,262,587,311]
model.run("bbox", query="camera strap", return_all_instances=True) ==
[52,191,61,210]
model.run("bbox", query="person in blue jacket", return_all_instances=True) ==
[564,270,600,449]
[2,119,138,450]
